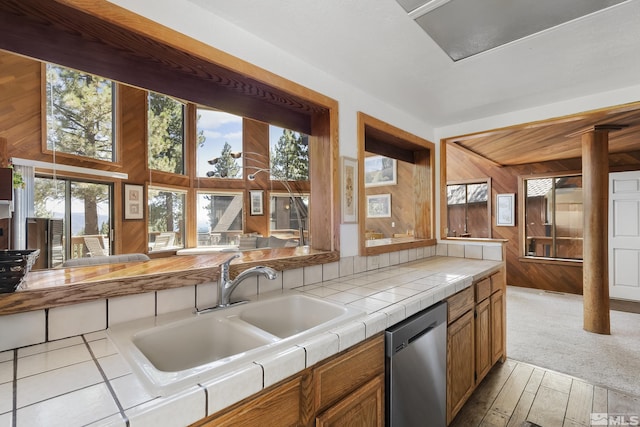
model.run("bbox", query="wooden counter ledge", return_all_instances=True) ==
[0,248,338,316]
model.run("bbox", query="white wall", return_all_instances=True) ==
[108,0,640,248]
[107,0,436,256]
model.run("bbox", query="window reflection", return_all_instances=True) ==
[524,175,583,259]
[446,182,489,238]
[148,187,185,251]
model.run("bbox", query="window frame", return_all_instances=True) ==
[519,171,584,264]
[195,189,245,247]
[42,63,119,166]
[33,174,114,263]
[445,178,492,238]
[147,184,188,252]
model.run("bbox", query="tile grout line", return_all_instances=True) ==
[82,335,129,426]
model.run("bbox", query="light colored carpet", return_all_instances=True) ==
[507,286,640,397]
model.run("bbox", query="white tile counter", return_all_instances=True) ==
[0,255,502,427]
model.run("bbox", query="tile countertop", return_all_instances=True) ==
[0,256,502,427]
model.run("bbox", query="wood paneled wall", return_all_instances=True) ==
[365,159,415,237]
[0,50,320,254]
[446,143,640,295]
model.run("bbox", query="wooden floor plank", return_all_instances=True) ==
[480,410,509,427]
[592,385,608,414]
[540,370,573,394]
[524,368,545,394]
[505,391,536,427]
[527,385,569,427]
[450,361,517,427]
[565,380,594,425]
[490,363,534,417]
[608,389,640,418]
[456,360,640,427]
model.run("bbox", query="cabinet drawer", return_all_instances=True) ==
[475,277,491,302]
[314,334,384,413]
[491,270,505,294]
[447,286,474,325]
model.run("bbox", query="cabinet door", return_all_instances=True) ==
[316,374,384,427]
[491,289,505,364]
[447,310,475,425]
[475,297,492,384]
[193,374,306,427]
[313,335,384,414]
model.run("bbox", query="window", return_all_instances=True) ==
[148,187,186,252]
[196,191,243,246]
[148,92,185,174]
[270,193,309,240]
[269,125,309,180]
[523,175,583,260]
[45,64,115,162]
[446,181,490,238]
[34,176,113,263]
[197,108,243,178]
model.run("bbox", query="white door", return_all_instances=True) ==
[609,171,640,301]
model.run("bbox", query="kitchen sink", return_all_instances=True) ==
[133,316,276,372]
[107,292,364,396]
[239,294,351,338]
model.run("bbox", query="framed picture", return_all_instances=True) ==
[123,184,144,220]
[341,157,358,223]
[496,193,515,226]
[364,155,397,187]
[367,194,391,218]
[250,190,264,216]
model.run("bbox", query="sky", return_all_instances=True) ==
[196,108,284,177]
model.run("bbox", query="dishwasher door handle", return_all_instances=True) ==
[408,320,438,345]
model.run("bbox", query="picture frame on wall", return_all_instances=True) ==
[366,194,391,218]
[250,190,264,216]
[364,155,397,187]
[341,156,358,223]
[496,193,515,226]
[123,184,144,220]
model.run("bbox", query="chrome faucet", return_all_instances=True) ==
[216,254,278,308]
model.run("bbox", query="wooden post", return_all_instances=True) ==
[581,128,610,334]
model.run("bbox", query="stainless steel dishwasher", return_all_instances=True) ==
[385,301,447,427]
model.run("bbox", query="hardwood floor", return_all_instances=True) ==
[451,359,640,427]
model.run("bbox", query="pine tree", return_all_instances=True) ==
[270,129,308,180]
[46,65,113,160]
[45,65,112,235]
[211,142,241,178]
[148,92,185,174]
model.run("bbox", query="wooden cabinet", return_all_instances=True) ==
[194,374,309,427]
[314,335,384,425]
[491,288,505,364]
[475,297,492,382]
[446,267,507,425]
[316,374,384,427]
[446,309,475,425]
[192,334,384,427]
[446,286,475,425]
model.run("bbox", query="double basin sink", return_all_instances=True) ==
[107,293,365,396]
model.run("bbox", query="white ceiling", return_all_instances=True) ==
[188,0,640,128]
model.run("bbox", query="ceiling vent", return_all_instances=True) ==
[396,0,628,61]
